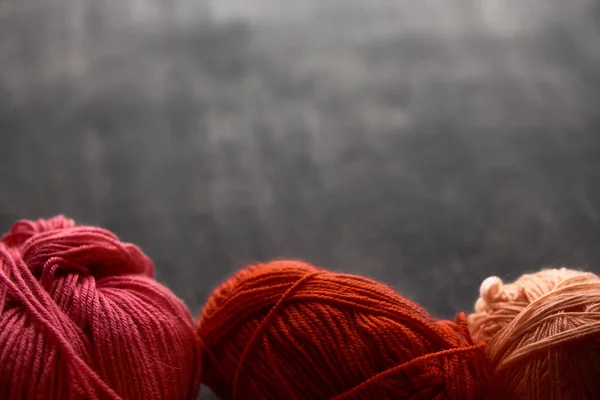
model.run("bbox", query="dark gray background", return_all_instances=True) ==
[1,2,599,397]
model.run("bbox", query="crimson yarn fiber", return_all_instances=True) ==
[198,260,496,400]
[0,216,201,400]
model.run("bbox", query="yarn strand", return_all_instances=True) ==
[0,248,121,399]
[232,271,321,400]
[331,342,487,400]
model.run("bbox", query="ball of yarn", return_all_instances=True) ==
[468,268,600,399]
[0,216,201,400]
[198,260,495,400]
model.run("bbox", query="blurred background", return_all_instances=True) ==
[1,0,599,372]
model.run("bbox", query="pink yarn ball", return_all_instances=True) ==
[0,216,201,399]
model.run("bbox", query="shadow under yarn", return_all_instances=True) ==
[0,216,202,400]
[469,268,600,400]
[198,260,495,400]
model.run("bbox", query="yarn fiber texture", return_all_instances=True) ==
[0,216,201,400]
[468,268,600,400]
[198,260,495,400]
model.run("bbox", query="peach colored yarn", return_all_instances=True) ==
[468,268,600,400]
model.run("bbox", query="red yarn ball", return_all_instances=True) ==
[198,260,495,400]
[0,216,201,400]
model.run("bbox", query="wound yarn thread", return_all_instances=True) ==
[0,216,202,400]
[468,268,600,400]
[198,260,495,400]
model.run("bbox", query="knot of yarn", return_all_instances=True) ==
[2,215,152,281]
[40,231,150,284]
[469,268,596,342]
[468,268,600,400]
[198,260,495,400]
[1,215,75,249]
[0,216,201,400]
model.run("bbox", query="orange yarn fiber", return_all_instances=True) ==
[198,260,495,400]
[468,268,600,400]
